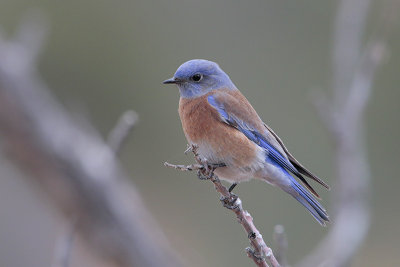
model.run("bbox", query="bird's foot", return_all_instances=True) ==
[197,168,212,180]
[197,160,214,180]
[220,194,239,210]
[196,159,225,180]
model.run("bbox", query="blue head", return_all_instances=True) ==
[163,59,237,98]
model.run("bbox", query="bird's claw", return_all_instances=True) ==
[220,194,239,210]
[197,163,215,180]
[197,169,210,180]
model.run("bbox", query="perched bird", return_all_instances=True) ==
[163,59,330,225]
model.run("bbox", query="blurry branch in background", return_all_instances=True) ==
[52,220,77,267]
[52,109,138,267]
[0,13,182,267]
[108,110,138,155]
[299,1,398,266]
[165,145,280,267]
[273,225,288,267]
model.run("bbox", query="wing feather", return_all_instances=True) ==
[207,92,329,197]
[264,123,330,190]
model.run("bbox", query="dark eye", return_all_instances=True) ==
[191,73,203,82]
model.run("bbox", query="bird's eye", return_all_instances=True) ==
[191,73,203,82]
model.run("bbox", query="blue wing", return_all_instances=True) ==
[208,94,329,225]
[208,95,312,191]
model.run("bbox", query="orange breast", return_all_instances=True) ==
[178,91,259,168]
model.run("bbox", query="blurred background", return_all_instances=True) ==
[0,0,399,266]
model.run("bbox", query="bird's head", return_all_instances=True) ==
[163,59,236,98]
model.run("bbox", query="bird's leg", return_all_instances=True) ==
[222,183,239,210]
[228,183,238,193]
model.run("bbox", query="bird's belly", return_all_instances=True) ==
[195,140,266,183]
[185,119,264,169]
[214,166,255,183]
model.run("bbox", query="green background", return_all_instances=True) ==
[0,1,399,266]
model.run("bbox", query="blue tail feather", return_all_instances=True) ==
[290,176,330,225]
[266,157,329,225]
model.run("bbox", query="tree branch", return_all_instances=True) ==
[165,145,280,267]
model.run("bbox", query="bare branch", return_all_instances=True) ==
[107,110,138,155]
[345,40,386,124]
[312,91,340,136]
[165,145,280,267]
[0,14,181,267]
[164,162,204,171]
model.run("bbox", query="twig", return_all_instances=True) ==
[165,145,280,267]
[164,162,204,171]
[107,110,138,154]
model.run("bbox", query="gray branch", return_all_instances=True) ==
[0,14,181,267]
[165,145,281,267]
[108,110,138,155]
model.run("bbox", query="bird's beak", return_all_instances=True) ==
[163,77,178,84]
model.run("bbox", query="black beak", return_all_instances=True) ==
[162,77,178,84]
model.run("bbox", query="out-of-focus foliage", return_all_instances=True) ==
[0,1,399,266]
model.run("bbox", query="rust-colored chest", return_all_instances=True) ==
[178,91,259,168]
[178,93,221,143]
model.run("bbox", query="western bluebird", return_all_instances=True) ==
[163,59,330,225]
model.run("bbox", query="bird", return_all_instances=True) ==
[163,59,330,225]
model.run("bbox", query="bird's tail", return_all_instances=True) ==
[284,174,330,226]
